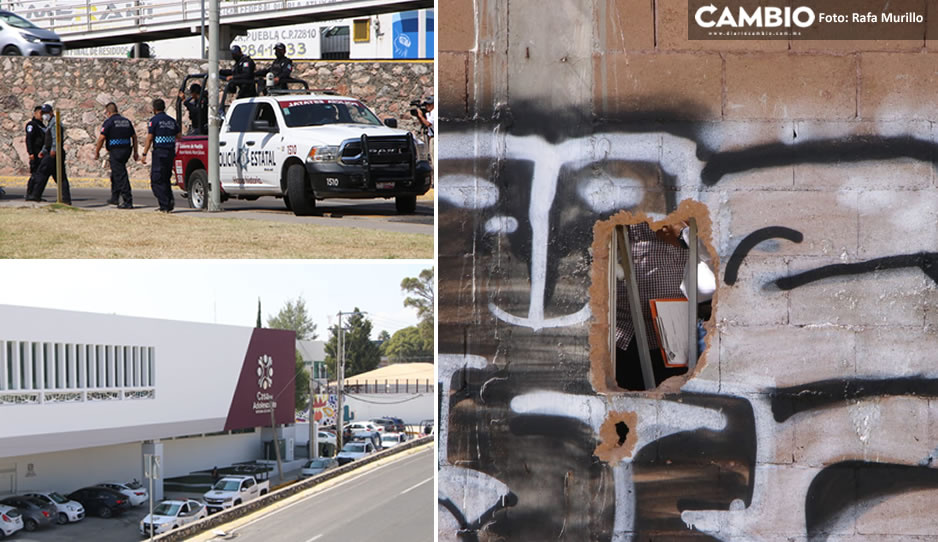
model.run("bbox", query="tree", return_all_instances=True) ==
[384,325,433,364]
[267,297,317,340]
[377,329,391,356]
[255,298,262,328]
[401,268,434,352]
[266,297,317,412]
[324,308,380,379]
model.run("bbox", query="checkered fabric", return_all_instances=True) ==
[615,222,688,350]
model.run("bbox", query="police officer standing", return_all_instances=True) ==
[26,104,71,205]
[257,43,294,91]
[140,99,180,213]
[24,105,45,198]
[94,102,138,209]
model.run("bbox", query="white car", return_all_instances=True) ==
[0,504,24,537]
[381,432,408,448]
[336,441,375,465]
[317,430,337,447]
[23,492,84,524]
[300,457,339,478]
[95,481,148,507]
[345,421,381,433]
[139,499,207,536]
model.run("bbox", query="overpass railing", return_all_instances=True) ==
[1,0,357,38]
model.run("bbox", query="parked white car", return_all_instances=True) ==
[345,421,381,433]
[300,457,339,478]
[381,432,408,448]
[95,481,148,507]
[23,492,84,524]
[139,499,207,536]
[0,504,24,537]
[317,430,337,447]
[336,441,375,465]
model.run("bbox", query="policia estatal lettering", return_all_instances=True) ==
[94,102,139,209]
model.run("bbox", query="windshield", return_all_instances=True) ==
[305,459,331,469]
[0,12,38,29]
[278,99,381,128]
[382,435,397,443]
[47,492,67,504]
[212,480,241,492]
[153,503,180,516]
[341,443,365,453]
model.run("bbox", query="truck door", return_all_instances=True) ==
[246,102,282,191]
[219,103,255,192]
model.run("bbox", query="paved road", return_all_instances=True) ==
[205,446,434,542]
[1,187,434,235]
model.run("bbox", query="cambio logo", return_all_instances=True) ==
[257,355,274,390]
[695,4,816,28]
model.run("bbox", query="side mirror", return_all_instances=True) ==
[252,119,276,132]
[383,118,398,128]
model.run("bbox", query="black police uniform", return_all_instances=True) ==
[259,56,293,90]
[227,54,257,98]
[28,118,71,205]
[101,114,136,206]
[182,95,207,135]
[24,116,45,196]
[147,111,179,212]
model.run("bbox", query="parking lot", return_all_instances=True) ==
[8,504,150,542]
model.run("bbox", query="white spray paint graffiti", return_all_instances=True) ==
[440,131,705,332]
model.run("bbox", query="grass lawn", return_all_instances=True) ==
[0,205,432,259]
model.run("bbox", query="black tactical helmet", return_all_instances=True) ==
[230,45,242,58]
[274,42,286,55]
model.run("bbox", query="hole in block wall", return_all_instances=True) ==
[588,200,716,394]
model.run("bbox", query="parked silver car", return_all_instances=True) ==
[0,10,63,56]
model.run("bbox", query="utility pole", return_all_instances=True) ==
[269,408,283,482]
[207,0,221,211]
[335,311,345,452]
[309,365,318,459]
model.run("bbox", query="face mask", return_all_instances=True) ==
[42,114,51,123]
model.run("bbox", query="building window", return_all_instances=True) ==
[353,19,370,42]
[0,340,157,405]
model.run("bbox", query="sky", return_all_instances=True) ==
[0,261,431,340]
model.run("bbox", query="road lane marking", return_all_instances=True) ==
[305,535,323,542]
[205,445,432,539]
[399,476,433,495]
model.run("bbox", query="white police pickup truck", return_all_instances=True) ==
[174,91,433,215]
[202,475,269,513]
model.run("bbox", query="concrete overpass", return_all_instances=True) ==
[3,0,432,49]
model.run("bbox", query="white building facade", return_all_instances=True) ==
[0,305,296,500]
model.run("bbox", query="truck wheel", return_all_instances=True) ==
[286,164,316,216]
[187,169,208,210]
[283,194,292,211]
[395,195,417,214]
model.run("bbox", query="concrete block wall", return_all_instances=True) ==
[0,57,432,180]
[438,1,938,540]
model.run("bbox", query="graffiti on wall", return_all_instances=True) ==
[438,107,938,540]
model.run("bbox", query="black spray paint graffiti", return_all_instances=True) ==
[440,110,938,541]
[771,377,938,423]
[724,226,804,285]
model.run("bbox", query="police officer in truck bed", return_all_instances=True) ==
[221,45,256,99]
[257,43,294,91]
